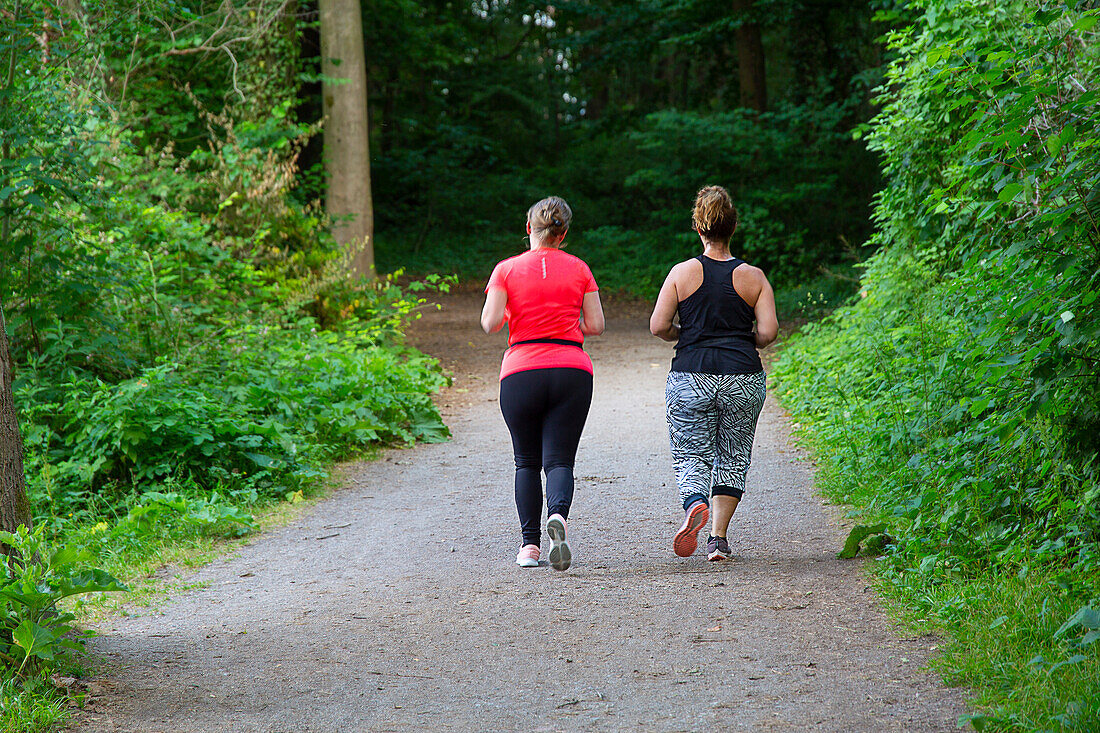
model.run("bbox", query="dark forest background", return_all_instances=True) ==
[343,0,887,307]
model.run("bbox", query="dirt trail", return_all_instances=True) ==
[71,291,967,732]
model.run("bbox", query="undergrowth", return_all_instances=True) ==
[775,3,1100,730]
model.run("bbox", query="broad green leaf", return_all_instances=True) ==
[56,569,128,599]
[1054,606,1100,638]
[838,523,889,559]
[12,619,57,661]
[1072,15,1098,32]
[998,183,1024,202]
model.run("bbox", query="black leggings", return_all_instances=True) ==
[499,368,593,547]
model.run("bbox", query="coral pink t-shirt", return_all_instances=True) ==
[485,248,599,380]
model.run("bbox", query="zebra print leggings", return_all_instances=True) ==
[665,370,767,509]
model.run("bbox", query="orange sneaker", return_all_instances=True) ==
[673,501,709,557]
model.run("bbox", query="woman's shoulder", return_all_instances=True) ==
[668,257,703,279]
[498,251,531,266]
[556,249,591,266]
[733,261,766,280]
[554,249,598,277]
[731,262,769,303]
[491,251,529,274]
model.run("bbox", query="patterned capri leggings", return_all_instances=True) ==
[665,370,767,510]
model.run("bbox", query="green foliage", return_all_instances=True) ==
[2,0,451,529]
[18,312,448,517]
[564,105,876,294]
[369,1,885,300]
[776,1,1100,728]
[0,674,67,733]
[121,491,256,538]
[0,526,127,677]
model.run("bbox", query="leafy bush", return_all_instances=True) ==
[19,315,448,516]
[775,2,1100,729]
[1,526,127,677]
[121,491,256,538]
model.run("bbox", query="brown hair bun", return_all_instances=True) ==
[527,196,572,240]
[692,185,738,241]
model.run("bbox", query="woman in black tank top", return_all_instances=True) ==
[649,185,779,561]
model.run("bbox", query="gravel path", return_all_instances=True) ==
[71,291,967,732]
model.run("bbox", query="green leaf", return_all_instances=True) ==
[838,523,889,559]
[1072,15,1098,32]
[998,183,1024,202]
[49,544,83,570]
[1047,654,1086,674]
[1075,630,1100,649]
[969,396,993,417]
[1054,605,1100,638]
[12,619,57,661]
[56,569,129,599]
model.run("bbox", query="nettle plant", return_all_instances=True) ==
[0,526,127,677]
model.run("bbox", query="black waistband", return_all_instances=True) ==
[676,333,755,352]
[509,338,584,349]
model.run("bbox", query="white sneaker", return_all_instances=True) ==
[546,514,571,571]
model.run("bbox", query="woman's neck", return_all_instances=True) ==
[530,236,563,251]
[702,241,731,260]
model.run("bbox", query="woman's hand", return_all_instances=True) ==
[481,287,507,333]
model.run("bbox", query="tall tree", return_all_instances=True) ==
[0,1,32,541]
[732,0,767,112]
[320,0,375,278]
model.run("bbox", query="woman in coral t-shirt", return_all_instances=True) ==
[481,196,604,571]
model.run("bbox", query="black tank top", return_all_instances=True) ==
[671,255,763,375]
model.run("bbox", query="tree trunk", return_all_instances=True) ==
[0,304,31,542]
[1,0,31,546]
[319,0,375,279]
[732,0,767,113]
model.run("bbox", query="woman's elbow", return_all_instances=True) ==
[757,325,779,347]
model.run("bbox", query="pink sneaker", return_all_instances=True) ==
[673,501,709,557]
[516,544,540,567]
[546,514,571,571]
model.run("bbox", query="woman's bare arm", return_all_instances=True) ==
[649,267,682,342]
[580,290,605,336]
[751,272,778,348]
[481,287,508,334]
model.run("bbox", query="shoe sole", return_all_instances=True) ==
[707,550,732,562]
[516,556,539,567]
[547,517,571,571]
[674,502,709,557]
